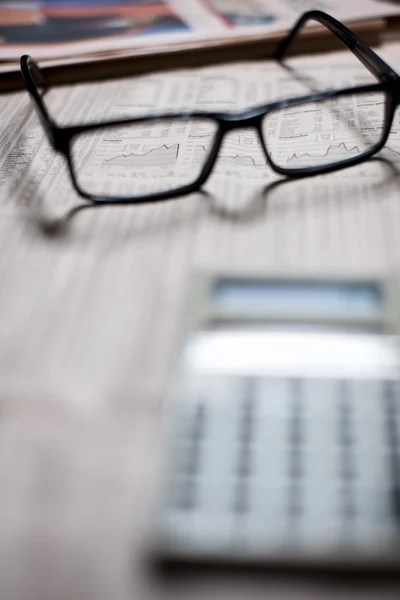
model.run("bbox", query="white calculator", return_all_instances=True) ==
[152,272,400,569]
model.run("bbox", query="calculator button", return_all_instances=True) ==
[303,379,341,420]
[257,379,292,418]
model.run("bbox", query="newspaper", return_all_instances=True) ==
[1,49,400,597]
[1,44,400,221]
[0,0,399,63]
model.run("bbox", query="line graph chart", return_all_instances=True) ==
[103,144,179,169]
[287,142,361,164]
[282,141,400,168]
[221,155,258,167]
[192,140,265,169]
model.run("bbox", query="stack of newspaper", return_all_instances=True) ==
[1,0,399,89]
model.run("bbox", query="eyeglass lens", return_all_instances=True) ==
[261,90,387,171]
[70,117,219,199]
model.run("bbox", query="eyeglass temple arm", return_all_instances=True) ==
[275,10,399,83]
[20,55,57,147]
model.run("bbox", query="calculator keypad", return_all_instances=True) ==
[158,375,400,564]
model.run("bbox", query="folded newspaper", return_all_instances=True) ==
[0,0,399,88]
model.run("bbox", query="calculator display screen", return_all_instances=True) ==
[213,280,382,319]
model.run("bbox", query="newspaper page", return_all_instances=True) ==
[0,44,400,410]
[2,45,400,600]
[1,44,400,224]
[0,0,399,62]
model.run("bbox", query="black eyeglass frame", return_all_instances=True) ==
[20,9,400,205]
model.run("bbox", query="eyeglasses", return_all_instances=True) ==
[20,9,400,205]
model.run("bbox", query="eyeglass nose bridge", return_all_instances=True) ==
[214,112,272,168]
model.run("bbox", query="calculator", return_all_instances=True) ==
[152,272,400,569]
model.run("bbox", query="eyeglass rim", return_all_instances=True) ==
[19,9,400,205]
[65,83,394,202]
